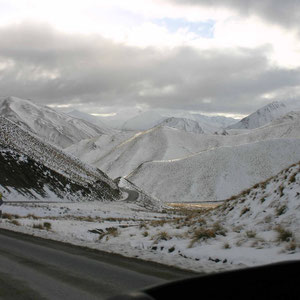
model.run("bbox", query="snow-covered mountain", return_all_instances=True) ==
[157,117,204,134]
[67,109,300,180]
[120,109,238,132]
[0,116,120,202]
[0,96,105,148]
[67,109,112,133]
[122,111,166,131]
[127,138,300,202]
[228,101,290,130]
[67,126,209,179]
[184,113,237,133]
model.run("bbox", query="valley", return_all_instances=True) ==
[0,96,300,274]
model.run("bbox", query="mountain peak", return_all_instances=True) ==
[157,117,204,134]
[0,96,105,148]
[228,101,290,130]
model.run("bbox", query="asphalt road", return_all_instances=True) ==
[122,188,139,203]
[0,229,195,300]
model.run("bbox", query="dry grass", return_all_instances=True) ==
[240,207,250,216]
[153,231,171,243]
[276,205,287,216]
[32,222,52,230]
[98,227,119,240]
[289,172,297,183]
[26,214,40,220]
[275,225,293,242]
[189,228,216,247]
[43,222,52,230]
[246,230,257,238]
[2,213,20,220]
[33,223,44,230]
[223,242,231,249]
[10,220,20,226]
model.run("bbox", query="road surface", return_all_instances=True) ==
[0,229,195,300]
[122,188,139,203]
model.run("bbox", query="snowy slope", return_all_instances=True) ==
[65,130,136,168]
[127,138,300,202]
[67,109,112,134]
[206,160,300,259]
[185,113,238,133]
[228,101,290,129]
[214,160,300,228]
[0,96,105,148]
[0,116,120,201]
[121,110,238,133]
[67,110,300,180]
[0,147,116,202]
[157,117,204,134]
[80,126,209,179]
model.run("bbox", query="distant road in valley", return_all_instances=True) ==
[0,229,195,300]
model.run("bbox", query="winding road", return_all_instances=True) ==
[0,229,195,300]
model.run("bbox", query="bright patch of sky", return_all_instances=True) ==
[153,18,215,38]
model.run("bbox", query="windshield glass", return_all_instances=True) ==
[0,1,299,299]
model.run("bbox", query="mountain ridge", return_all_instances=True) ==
[228,101,290,130]
[0,96,105,148]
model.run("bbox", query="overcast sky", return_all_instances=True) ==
[0,0,300,118]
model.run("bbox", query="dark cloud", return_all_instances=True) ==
[0,22,300,115]
[170,0,300,31]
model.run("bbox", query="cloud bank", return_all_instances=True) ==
[0,0,299,116]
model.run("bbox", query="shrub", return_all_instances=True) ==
[106,227,119,237]
[33,223,44,230]
[278,185,285,197]
[10,220,20,226]
[289,173,297,183]
[246,230,256,238]
[240,207,250,216]
[2,213,13,220]
[98,227,119,240]
[276,205,287,216]
[213,222,227,236]
[153,231,171,243]
[189,228,216,247]
[223,242,231,249]
[275,225,293,242]
[260,197,266,204]
[2,213,19,220]
[286,241,297,251]
[43,222,52,230]
[26,214,39,220]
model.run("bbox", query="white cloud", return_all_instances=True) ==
[0,0,299,69]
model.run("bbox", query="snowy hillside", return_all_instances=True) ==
[213,161,300,229]
[228,101,290,129]
[0,116,120,201]
[0,96,105,148]
[127,138,300,202]
[76,126,209,179]
[67,109,112,134]
[157,117,204,134]
[65,130,136,168]
[67,110,300,180]
[120,110,237,132]
[185,113,237,133]
[0,147,116,202]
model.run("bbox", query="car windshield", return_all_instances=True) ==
[0,1,299,299]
